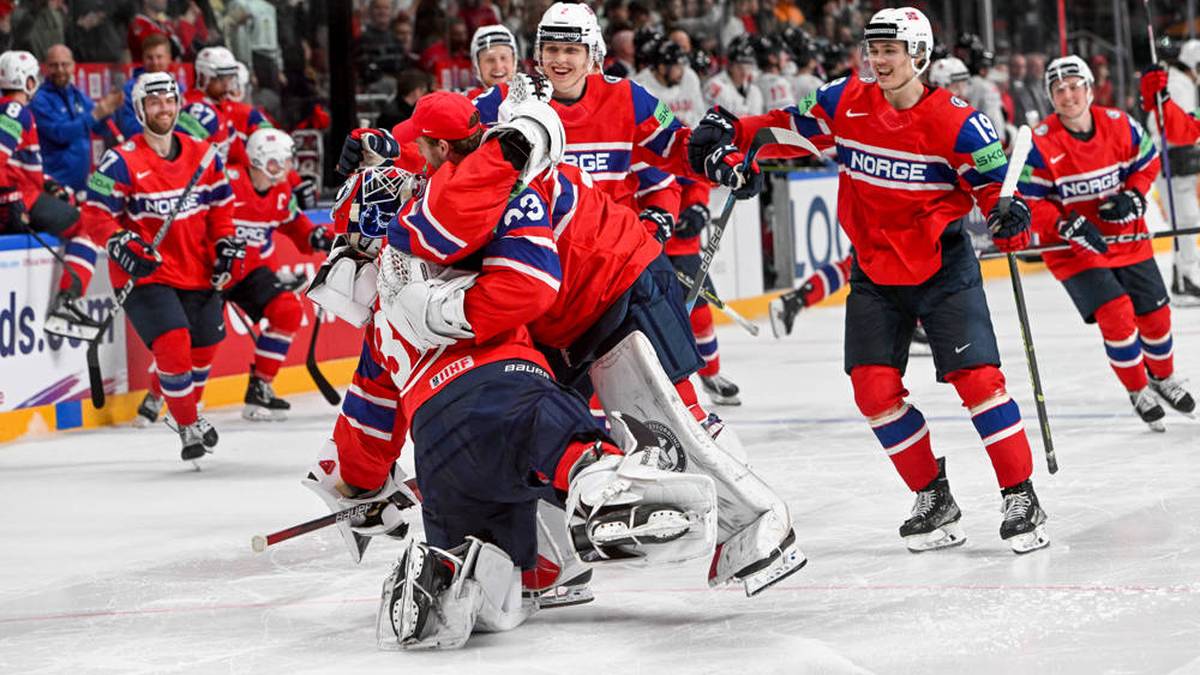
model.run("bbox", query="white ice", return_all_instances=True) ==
[3,252,1200,675]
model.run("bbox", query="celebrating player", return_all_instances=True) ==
[691,7,1050,554]
[81,72,241,461]
[178,46,240,159]
[466,24,519,98]
[1019,56,1193,431]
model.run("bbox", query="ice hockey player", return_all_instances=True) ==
[1144,40,1200,303]
[466,24,519,99]
[704,35,766,116]
[1017,55,1193,431]
[753,34,797,111]
[692,7,1051,554]
[781,27,825,101]
[178,46,240,159]
[767,256,853,338]
[633,34,706,127]
[928,56,971,100]
[83,72,241,461]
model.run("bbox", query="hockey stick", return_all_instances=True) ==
[306,307,342,405]
[998,125,1056,474]
[251,502,374,552]
[978,226,1200,260]
[685,127,821,309]
[86,144,220,408]
[19,219,83,294]
[1144,0,1180,247]
[674,269,760,336]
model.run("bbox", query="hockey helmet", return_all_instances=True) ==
[471,24,517,82]
[652,39,688,70]
[535,2,606,70]
[1044,54,1094,102]
[863,7,934,77]
[195,46,240,88]
[247,128,295,181]
[727,34,758,66]
[928,56,970,88]
[689,49,715,78]
[1179,39,1200,73]
[634,29,664,71]
[0,50,39,96]
[132,71,181,131]
[782,26,812,66]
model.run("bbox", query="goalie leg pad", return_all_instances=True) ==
[589,332,803,591]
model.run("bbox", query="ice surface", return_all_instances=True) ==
[2,253,1199,674]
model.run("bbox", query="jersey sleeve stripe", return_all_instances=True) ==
[482,256,562,292]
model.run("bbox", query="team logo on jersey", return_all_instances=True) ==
[563,148,630,174]
[847,148,933,182]
[972,141,1007,174]
[1059,167,1121,200]
[795,90,818,116]
[1106,109,1121,120]
[137,192,201,216]
[1035,124,1049,136]
[122,141,136,151]
[429,356,474,389]
[603,75,622,84]
[949,96,968,108]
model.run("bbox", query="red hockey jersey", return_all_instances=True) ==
[179,89,235,159]
[226,164,318,274]
[82,133,234,290]
[1019,106,1160,280]
[734,75,1012,285]
[0,96,43,209]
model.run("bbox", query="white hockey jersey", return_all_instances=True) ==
[703,71,765,116]
[633,66,707,127]
[789,72,825,101]
[754,72,796,111]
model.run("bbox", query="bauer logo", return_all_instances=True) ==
[503,362,550,379]
[429,356,474,389]
[1059,168,1121,200]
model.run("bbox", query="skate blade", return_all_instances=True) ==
[741,540,807,597]
[1145,419,1167,433]
[590,509,691,546]
[1006,525,1050,554]
[904,520,967,552]
[706,393,742,407]
[532,584,595,609]
[242,405,287,422]
[767,301,788,339]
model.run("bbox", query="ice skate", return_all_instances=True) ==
[1129,387,1167,432]
[1147,373,1196,417]
[381,539,459,646]
[768,290,806,339]
[132,392,164,428]
[177,422,209,462]
[43,289,103,341]
[243,367,290,421]
[1171,264,1200,308]
[700,373,741,406]
[899,457,966,552]
[528,568,593,609]
[999,480,1049,554]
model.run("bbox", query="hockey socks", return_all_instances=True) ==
[1136,305,1174,380]
[1094,296,1149,392]
[801,256,852,306]
[152,328,198,427]
[252,293,304,381]
[690,304,721,377]
[852,366,938,491]
[58,236,100,293]
[948,366,1033,489]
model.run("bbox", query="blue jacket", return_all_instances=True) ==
[30,82,110,192]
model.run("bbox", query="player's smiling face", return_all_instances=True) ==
[478,46,516,88]
[867,40,913,90]
[143,93,179,136]
[540,42,590,96]
[1050,76,1089,120]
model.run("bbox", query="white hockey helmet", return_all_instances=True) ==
[928,57,970,88]
[535,2,605,70]
[247,128,295,180]
[132,71,181,131]
[195,46,240,88]
[471,24,518,81]
[1044,54,1094,102]
[0,51,40,96]
[230,62,251,102]
[1179,39,1200,73]
[863,7,934,77]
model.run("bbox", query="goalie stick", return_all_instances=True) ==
[999,125,1057,474]
[252,476,420,552]
[87,144,220,408]
[674,269,760,336]
[306,307,342,405]
[978,226,1200,260]
[685,127,821,309]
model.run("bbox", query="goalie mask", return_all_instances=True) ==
[860,7,934,84]
[331,165,424,238]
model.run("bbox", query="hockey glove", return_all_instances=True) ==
[1097,189,1146,224]
[211,236,247,291]
[337,128,400,176]
[44,178,75,205]
[0,186,24,231]
[675,203,709,239]
[1057,211,1109,255]
[294,177,318,211]
[106,229,162,278]
[1139,65,1168,113]
[986,195,1032,252]
[640,205,675,244]
[687,106,740,176]
[702,143,764,198]
[309,225,334,253]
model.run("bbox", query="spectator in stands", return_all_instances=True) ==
[31,44,123,192]
[1091,54,1115,108]
[1024,51,1051,120]
[458,0,500,36]
[224,0,284,93]
[420,16,473,90]
[128,0,185,61]
[377,68,431,130]
[114,33,178,139]
[12,0,66,60]
[1008,53,1041,127]
[0,3,12,52]
[605,29,636,78]
[68,0,130,64]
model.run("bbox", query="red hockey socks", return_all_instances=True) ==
[1136,305,1174,379]
[691,303,721,377]
[190,344,218,404]
[151,328,197,426]
[58,236,100,294]
[851,365,938,491]
[253,293,303,381]
[552,438,623,492]
[801,256,852,306]
[334,340,408,491]
[947,366,1033,489]
[1094,296,1148,391]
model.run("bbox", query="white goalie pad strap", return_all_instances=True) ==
[300,439,372,563]
[588,331,793,550]
[565,446,717,568]
[306,253,378,328]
